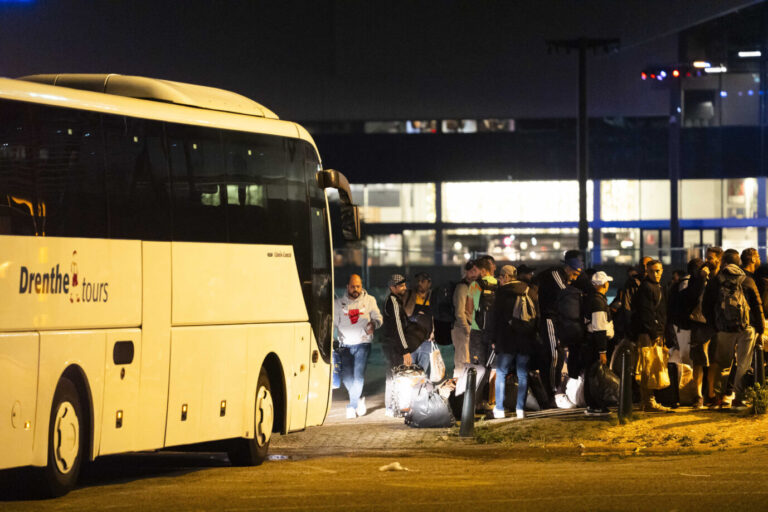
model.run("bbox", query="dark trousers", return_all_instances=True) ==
[537,318,565,399]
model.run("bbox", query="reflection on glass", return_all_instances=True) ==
[403,230,435,265]
[365,234,403,266]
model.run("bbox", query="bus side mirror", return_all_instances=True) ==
[340,204,361,241]
[317,168,362,241]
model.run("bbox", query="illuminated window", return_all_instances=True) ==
[600,180,669,221]
[349,183,436,223]
[441,181,593,223]
[442,228,580,265]
[722,227,758,252]
[680,180,722,218]
[724,178,758,218]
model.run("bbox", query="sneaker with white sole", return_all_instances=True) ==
[346,407,356,419]
[384,408,395,418]
[356,398,367,417]
[516,409,525,419]
[492,408,506,419]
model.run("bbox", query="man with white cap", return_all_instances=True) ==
[583,270,615,416]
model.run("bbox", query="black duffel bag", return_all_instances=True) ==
[404,382,455,428]
[587,362,620,408]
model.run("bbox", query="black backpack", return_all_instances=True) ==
[715,271,750,333]
[432,280,466,345]
[555,284,584,346]
[475,278,498,331]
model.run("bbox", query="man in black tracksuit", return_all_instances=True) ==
[535,250,583,405]
[632,259,672,412]
[382,273,414,416]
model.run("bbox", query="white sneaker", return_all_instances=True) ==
[384,409,395,418]
[492,408,505,419]
[356,398,367,417]
[516,409,525,419]
[346,407,356,419]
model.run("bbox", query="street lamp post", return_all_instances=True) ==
[547,38,620,264]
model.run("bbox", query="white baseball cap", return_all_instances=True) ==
[591,271,614,286]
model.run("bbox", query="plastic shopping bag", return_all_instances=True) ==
[429,341,446,382]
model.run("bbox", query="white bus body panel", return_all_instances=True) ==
[170,242,307,326]
[99,329,142,456]
[305,329,332,427]
[136,242,172,451]
[0,332,39,470]
[0,236,141,331]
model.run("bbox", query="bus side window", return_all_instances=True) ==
[33,103,108,238]
[0,100,38,235]
[103,115,172,241]
[167,123,227,243]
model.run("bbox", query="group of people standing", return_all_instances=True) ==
[333,245,767,420]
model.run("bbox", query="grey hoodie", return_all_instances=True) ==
[334,289,383,345]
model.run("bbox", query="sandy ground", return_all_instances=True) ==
[468,407,768,458]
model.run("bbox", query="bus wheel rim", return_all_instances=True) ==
[255,386,274,446]
[53,401,79,474]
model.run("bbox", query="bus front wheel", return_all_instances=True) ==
[40,377,84,497]
[228,368,273,466]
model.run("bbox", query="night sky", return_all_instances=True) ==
[0,0,760,121]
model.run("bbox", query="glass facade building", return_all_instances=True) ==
[323,4,768,273]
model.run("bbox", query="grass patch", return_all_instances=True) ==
[744,384,768,415]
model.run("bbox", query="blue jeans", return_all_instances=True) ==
[494,352,530,412]
[332,349,342,389]
[411,340,432,375]
[340,343,371,409]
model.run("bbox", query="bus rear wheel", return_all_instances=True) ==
[40,377,84,497]
[228,368,273,466]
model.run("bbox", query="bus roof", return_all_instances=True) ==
[20,74,279,119]
[0,75,319,152]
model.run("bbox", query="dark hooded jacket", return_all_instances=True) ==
[491,280,537,355]
[632,277,667,339]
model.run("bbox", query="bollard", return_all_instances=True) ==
[459,367,477,437]
[756,348,766,386]
[618,349,633,424]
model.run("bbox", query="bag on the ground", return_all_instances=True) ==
[475,278,498,331]
[428,341,446,382]
[586,362,620,408]
[469,331,490,365]
[525,388,541,411]
[555,285,584,346]
[391,365,427,413]
[715,271,750,333]
[405,381,456,428]
[654,362,680,406]
[636,343,670,390]
[564,376,586,407]
[528,370,550,410]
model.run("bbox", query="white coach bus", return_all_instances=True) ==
[0,74,360,497]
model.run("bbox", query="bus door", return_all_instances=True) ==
[304,205,333,426]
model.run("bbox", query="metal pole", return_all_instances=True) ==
[577,38,589,259]
[459,367,477,437]
[669,71,682,269]
[618,349,633,424]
